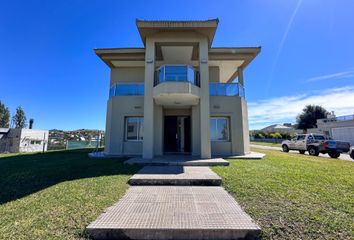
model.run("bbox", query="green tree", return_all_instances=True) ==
[296,105,328,131]
[12,106,27,128]
[0,101,10,128]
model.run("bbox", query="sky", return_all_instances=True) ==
[0,0,354,130]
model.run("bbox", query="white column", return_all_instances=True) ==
[199,39,211,158]
[143,39,155,159]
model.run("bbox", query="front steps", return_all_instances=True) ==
[124,156,229,166]
[128,166,222,186]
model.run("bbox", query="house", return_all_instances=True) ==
[308,114,354,146]
[95,19,260,158]
[0,128,49,153]
[261,124,302,134]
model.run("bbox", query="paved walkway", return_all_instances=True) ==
[250,144,353,161]
[87,158,261,240]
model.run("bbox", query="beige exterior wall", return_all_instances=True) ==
[110,67,144,85]
[104,96,144,155]
[209,66,220,82]
[210,96,250,155]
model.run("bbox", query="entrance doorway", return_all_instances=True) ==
[164,116,191,153]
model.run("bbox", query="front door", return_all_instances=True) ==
[164,116,191,153]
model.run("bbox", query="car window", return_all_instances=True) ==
[297,135,305,140]
[313,135,325,140]
[308,135,314,140]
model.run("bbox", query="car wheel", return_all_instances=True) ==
[308,146,319,156]
[328,152,340,158]
[351,151,354,160]
[282,144,289,152]
[299,150,305,154]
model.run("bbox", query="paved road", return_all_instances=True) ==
[250,144,353,162]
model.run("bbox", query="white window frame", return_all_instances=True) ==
[125,117,144,141]
[210,117,230,142]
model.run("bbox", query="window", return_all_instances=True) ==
[313,135,325,140]
[125,117,144,141]
[210,117,230,141]
[297,135,305,140]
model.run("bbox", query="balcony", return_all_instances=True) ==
[109,83,144,98]
[209,83,245,98]
[153,65,200,106]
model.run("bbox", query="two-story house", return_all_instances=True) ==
[95,19,260,159]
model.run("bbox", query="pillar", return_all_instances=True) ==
[143,39,155,159]
[199,39,211,158]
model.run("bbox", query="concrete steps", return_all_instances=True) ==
[124,156,229,166]
[128,166,222,186]
[86,186,261,240]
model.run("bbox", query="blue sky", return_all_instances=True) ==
[1,0,354,130]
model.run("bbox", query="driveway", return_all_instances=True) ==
[250,144,353,162]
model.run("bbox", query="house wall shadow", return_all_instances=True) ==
[0,149,142,204]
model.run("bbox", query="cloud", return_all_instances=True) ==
[248,86,354,130]
[306,70,354,82]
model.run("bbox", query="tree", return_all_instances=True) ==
[12,106,27,128]
[296,105,328,131]
[0,101,10,128]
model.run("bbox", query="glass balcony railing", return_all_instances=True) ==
[108,82,245,98]
[109,83,144,98]
[154,65,200,86]
[209,83,245,98]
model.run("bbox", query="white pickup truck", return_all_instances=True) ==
[281,134,350,158]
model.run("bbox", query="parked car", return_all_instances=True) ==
[350,147,354,160]
[281,134,350,158]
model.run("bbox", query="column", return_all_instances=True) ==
[143,39,155,159]
[199,39,211,158]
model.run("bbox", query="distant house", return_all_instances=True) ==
[261,124,302,134]
[307,114,354,145]
[0,128,49,153]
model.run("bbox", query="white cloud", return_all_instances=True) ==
[306,70,354,82]
[248,86,354,130]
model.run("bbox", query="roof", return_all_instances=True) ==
[0,128,10,134]
[136,19,219,47]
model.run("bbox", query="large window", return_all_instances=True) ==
[210,117,230,141]
[125,117,144,141]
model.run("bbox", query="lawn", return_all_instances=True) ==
[0,149,141,240]
[250,141,281,147]
[213,148,354,240]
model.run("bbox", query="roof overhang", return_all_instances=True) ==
[94,48,145,68]
[209,47,261,82]
[94,47,261,82]
[136,19,219,47]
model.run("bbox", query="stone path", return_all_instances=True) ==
[87,157,261,240]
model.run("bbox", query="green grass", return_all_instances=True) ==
[0,149,141,240]
[213,148,354,240]
[250,141,282,147]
